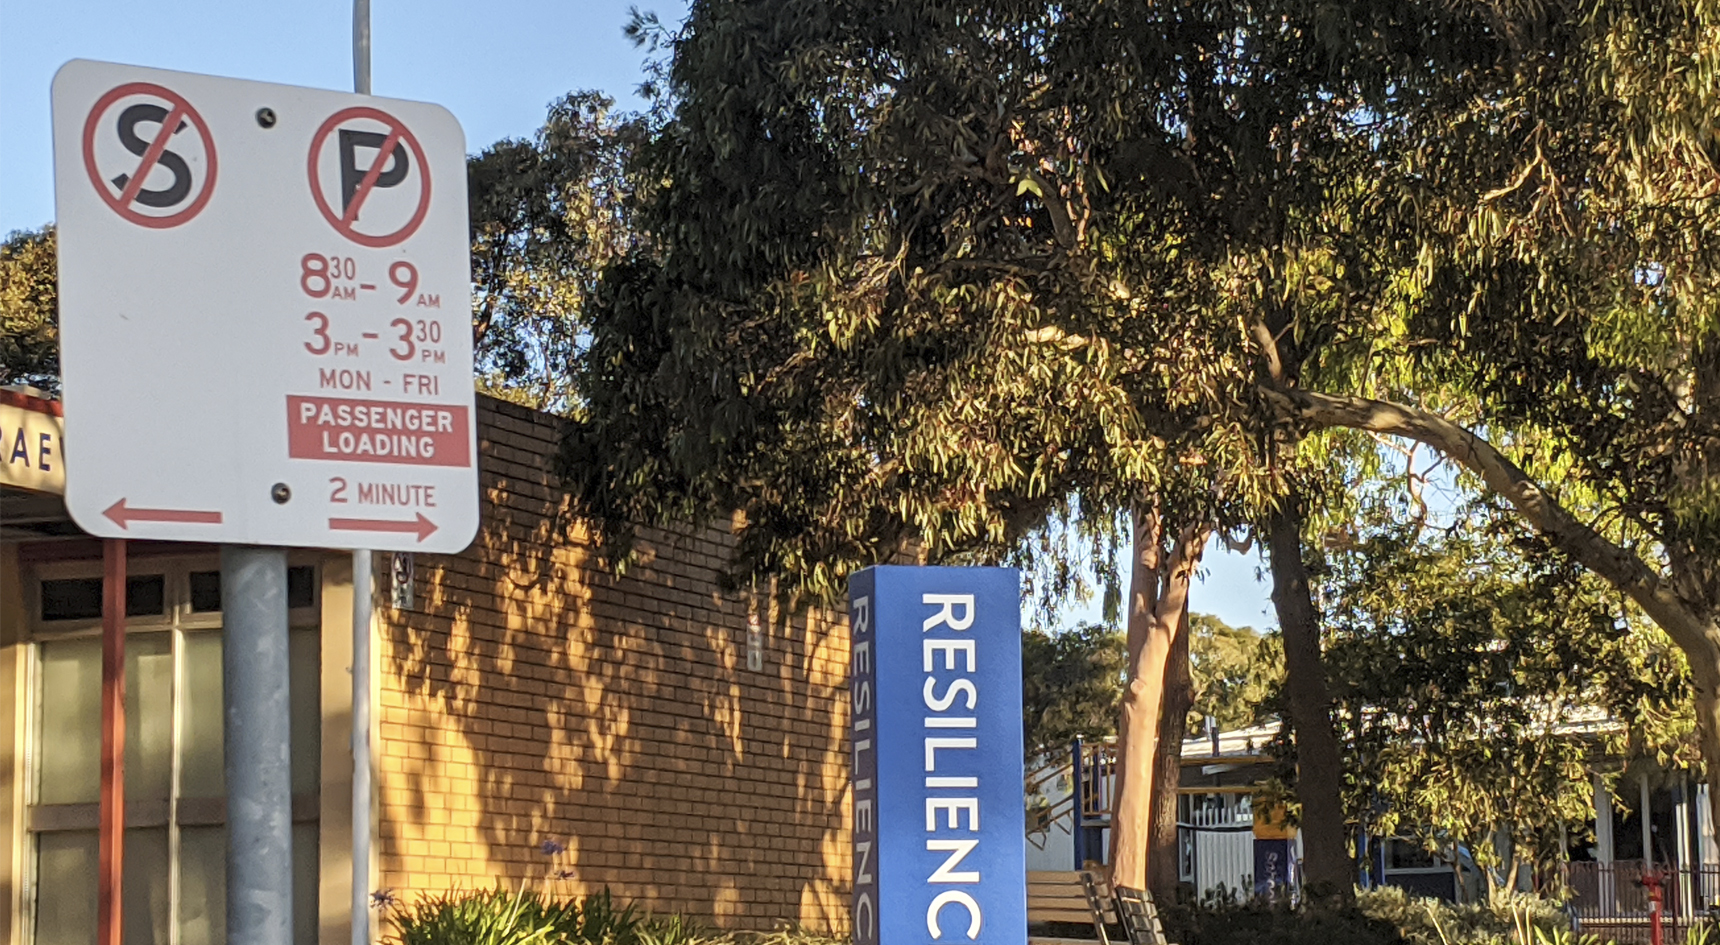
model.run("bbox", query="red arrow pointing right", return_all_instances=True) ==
[103,498,224,529]
[328,512,438,542]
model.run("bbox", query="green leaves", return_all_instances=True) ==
[1021,622,1127,762]
[0,227,60,394]
[1319,515,1692,885]
[468,92,647,414]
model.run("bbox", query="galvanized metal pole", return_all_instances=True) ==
[351,550,373,945]
[352,9,375,945]
[353,0,371,95]
[222,545,294,945]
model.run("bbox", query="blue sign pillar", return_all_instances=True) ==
[850,566,1026,945]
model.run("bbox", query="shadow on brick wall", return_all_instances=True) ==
[375,397,852,932]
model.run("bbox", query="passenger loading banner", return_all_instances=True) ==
[849,566,1026,945]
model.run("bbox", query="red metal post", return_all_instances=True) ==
[1644,869,1664,945]
[98,539,126,945]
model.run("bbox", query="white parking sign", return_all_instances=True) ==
[52,59,478,553]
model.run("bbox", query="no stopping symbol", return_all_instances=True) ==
[307,106,431,248]
[80,82,217,228]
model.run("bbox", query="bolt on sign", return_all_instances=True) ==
[848,567,1027,945]
[51,60,477,553]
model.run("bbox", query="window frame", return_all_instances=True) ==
[20,552,322,945]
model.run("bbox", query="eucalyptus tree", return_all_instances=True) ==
[1321,516,1693,895]
[1237,0,1720,842]
[467,91,646,412]
[557,0,1420,896]
[0,227,59,393]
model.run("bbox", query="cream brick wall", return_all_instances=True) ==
[375,396,852,931]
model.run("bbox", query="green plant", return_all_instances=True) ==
[387,887,564,945]
[566,888,644,945]
[1162,894,1409,945]
[386,887,656,945]
[636,913,714,945]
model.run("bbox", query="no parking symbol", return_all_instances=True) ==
[80,82,218,228]
[307,106,431,248]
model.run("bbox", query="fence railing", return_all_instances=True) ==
[1566,861,1720,942]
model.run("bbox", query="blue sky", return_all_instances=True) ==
[1,0,1280,628]
[1,0,682,233]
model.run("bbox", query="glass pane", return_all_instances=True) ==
[126,633,173,800]
[125,576,165,618]
[290,629,320,796]
[189,572,221,613]
[178,826,225,945]
[34,831,97,945]
[124,826,171,945]
[40,578,102,621]
[295,821,320,945]
[287,566,316,610]
[37,638,101,804]
[179,632,224,798]
[177,824,318,945]
[39,575,166,620]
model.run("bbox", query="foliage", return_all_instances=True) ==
[1161,892,1407,945]
[1354,887,1573,945]
[386,888,583,945]
[0,227,59,393]
[384,888,842,945]
[1188,612,1282,733]
[467,92,647,413]
[1016,611,1279,765]
[1021,622,1126,762]
[1319,513,1694,888]
[561,0,1332,596]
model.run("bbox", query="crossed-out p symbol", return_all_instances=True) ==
[307,106,431,248]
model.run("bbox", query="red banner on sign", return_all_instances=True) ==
[287,395,470,467]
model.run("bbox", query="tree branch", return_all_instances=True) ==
[1262,382,1713,649]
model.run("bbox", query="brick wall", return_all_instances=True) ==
[375,396,853,930]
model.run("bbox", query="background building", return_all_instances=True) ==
[0,394,854,945]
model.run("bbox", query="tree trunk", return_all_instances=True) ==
[1111,505,1206,893]
[1266,494,1354,902]
[1149,598,1193,903]
[1110,505,1164,892]
[1690,646,1720,866]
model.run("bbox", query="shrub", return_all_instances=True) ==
[1162,895,1408,945]
[387,888,571,945]
[386,888,644,945]
[1355,887,1573,945]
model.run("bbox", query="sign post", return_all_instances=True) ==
[848,567,1027,945]
[52,58,477,945]
[352,6,376,942]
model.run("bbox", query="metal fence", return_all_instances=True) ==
[1178,795,1257,899]
[1566,861,1720,943]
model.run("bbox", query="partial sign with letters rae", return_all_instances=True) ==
[51,59,476,552]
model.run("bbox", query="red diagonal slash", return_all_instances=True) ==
[339,125,405,227]
[114,104,188,209]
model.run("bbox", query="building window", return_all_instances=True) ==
[24,557,321,945]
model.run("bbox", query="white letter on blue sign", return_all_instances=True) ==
[925,737,977,770]
[926,890,983,939]
[923,638,976,671]
[922,677,976,711]
[921,594,975,631]
[926,838,981,882]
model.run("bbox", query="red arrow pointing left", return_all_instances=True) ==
[103,498,224,529]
